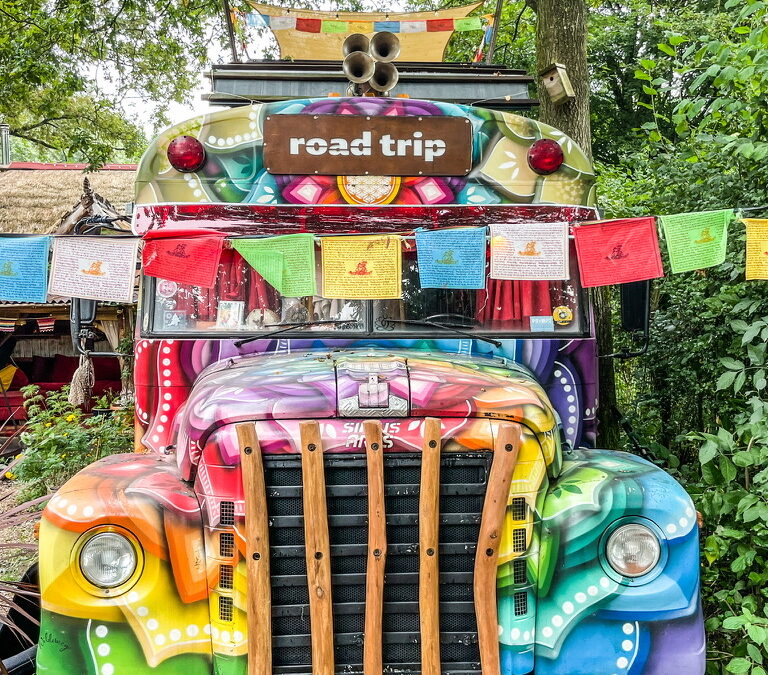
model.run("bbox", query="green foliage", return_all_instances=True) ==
[591,4,768,671]
[15,385,133,499]
[685,404,768,674]
[0,0,226,164]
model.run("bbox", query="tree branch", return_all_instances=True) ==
[16,117,77,133]
[9,131,59,151]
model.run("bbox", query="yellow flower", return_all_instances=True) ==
[4,471,15,480]
[45,423,51,427]
[66,414,76,422]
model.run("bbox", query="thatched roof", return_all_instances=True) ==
[0,163,136,234]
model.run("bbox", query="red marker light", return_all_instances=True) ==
[527,139,564,175]
[167,135,206,173]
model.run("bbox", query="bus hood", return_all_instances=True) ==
[175,349,561,479]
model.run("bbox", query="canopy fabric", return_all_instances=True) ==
[248,2,483,61]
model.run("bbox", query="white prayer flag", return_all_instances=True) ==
[489,222,570,280]
[48,236,139,302]
[400,21,427,32]
[270,15,297,30]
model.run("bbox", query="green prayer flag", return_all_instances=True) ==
[658,209,734,273]
[321,20,348,33]
[232,234,317,297]
[454,17,482,31]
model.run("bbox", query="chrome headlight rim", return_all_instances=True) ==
[72,526,143,597]
[599,517,667,587]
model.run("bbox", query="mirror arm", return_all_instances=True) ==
[71,299,132,359]
[74,216,132,235]
[599,331,649,360]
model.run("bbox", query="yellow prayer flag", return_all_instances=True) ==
[348,20,374,33]
[322,235,402,299]
[744,219,768,280]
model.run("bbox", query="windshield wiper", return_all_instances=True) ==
[233,320,362,347]
[377,318,502,348]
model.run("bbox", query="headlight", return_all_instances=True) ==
[79,532,137,588]
[605,523,661,577]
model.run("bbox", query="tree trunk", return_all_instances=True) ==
[533,0,591,152]
[533,0,621,449]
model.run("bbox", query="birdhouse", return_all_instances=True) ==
[539,63,575,106]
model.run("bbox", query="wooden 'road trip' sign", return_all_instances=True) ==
[263,114,473,176]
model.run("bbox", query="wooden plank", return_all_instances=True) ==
[474,423,522,675]
[363,420,387,675]
[235,423,272,675]
[419,417,442,675]
[299,421,335,675]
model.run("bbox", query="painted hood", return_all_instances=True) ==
[175,348,561,478]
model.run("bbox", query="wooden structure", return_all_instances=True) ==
[235,418,522,675]
[0,163,136,421]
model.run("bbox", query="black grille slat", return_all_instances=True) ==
[264,452,494,673]
[268,512,482,528]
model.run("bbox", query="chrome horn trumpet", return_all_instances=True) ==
[341,30,400,95]
[343,51,376,84]
[342,32,370,57]
[369,31,400,63]
[369,61,399,93]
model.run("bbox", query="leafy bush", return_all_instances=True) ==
[15,385,133,499]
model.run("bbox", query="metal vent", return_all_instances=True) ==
[513,591,528,616]
[220,501,235,526]
[220,532,235,558]
[512,528,527,553]
[220,564,234,590]
[511,497,527,521]
[264,452,492,673]
[513,558,527,585]
[219,595,234,622]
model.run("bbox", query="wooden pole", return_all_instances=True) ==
[485,0,505,64]
[222,0,240,64]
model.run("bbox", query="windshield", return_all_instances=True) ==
[144,240,587,338]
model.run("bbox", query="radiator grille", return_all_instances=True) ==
[264,452,492,674]
[219,596,233,622]
[219,564,233,590]
[513,591,528,616]
[219,532,235,558]
[511,497,527,521]
[512,528,527,552]
[513,558,527,585]
[220,500,235,526]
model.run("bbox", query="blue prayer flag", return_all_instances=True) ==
[246,13,268,27]
[415,227,486,289]
[0,236,50,302]
[374,20,400,32]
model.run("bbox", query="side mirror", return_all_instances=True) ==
[72,298,98,326]
[70,298,97,355]
[619,280,650,334]
[601,280,651,359]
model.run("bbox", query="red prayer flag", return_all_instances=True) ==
[427,18,455,32]
[142,233,226,289]
[573,217,663,288]
[296,17,322,33]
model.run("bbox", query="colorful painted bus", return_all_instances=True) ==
[33,94,704,674]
